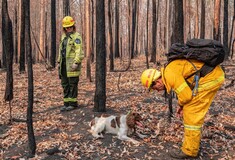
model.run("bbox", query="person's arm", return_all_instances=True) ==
[164,68,193,106]
[73,34,84,64]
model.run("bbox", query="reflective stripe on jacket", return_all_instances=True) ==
[161,59,225,106]
[58,32,84,77]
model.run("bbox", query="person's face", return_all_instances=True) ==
[65,26,74,33]
[151,78,165,91]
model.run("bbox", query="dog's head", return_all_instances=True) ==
[126,112,143,129]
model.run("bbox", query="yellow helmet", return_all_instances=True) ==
[62,16,75,28]
[140,69,161,89]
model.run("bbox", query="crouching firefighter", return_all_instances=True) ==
[140,59,224,159]
[57,16,84,112]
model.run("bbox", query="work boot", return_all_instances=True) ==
[169,149,197,159]
[66,105,75,111]
[60,105,67,112]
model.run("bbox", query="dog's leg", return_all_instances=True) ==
[118,128,139,144]
[118,135,139,144]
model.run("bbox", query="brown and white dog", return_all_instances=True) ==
[89,112,144,144]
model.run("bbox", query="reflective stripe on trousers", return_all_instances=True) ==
[181,87,220,156]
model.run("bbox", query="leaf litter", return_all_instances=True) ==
[0,56,234,159]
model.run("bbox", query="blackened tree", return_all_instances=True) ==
[25,0,36,157]
[94,0,106,112]
[2,0,14,121]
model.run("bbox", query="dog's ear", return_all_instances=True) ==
[126,113,136,128]
[90,119,96,127]
[133,113,142,121]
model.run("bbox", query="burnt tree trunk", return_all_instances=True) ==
[200,0,205,39]
[14,3,18,63]
[94,0,106,112]
[19,0,25,73]
[150,0,156,63]
[108,0,114,71]
[114,0,120,58]
[171,0,184,44]
[130,0,137,59]
[223,0,229,60]
[50,0,56,68]
[2,0,14,102]
[63,0,70,16]
[213,0,221,41]
[25,0,36,157]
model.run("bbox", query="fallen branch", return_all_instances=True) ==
[12,118,27,123]
[224,124,235,131]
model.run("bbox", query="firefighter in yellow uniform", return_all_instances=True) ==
[141,59,224,159]
[57,16,84,112]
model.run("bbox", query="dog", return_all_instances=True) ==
[89,112,144,144]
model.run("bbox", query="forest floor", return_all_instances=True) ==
[0,55,235,160]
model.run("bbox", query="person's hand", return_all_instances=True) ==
[57,62,60,69]
[176,106,183,118]
[57,63,61,79]
[71,63,79,71]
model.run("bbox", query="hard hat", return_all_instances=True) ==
[140,69,161,89]
[62,16,75,28]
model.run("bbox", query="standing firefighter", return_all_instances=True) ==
[140,59,224,159]
[58,16,84,112]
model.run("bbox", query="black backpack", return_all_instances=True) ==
[167,38,225,66]
[166,38,225,78]
[165,38,225,96]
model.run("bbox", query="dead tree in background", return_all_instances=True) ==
[200,0,205,39]
[38,0,45,62]
[229,2,235,59]
[185,0,191,40]
[150,0,157,63]
[94,0,106,112]
[231,17,235,59]
[63,0,71,16]
[195,0,199,38]
[213,0,221,41]
[171,0,184,44]
[19,0,26,73]
[25,0,36,156]
[145,0,149,69]
[85,0,91,81]
[166,0,172,51]
[2,0,14,122]
[130,0,137,59]
[223,0,229,60]
[50,0,56,67]
[114,0,120,58]
[14,2,18,63]
[108,0,114,71]
[91,0,95,62]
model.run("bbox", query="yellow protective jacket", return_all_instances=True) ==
[58,32,84,77]
[161,59,225,106]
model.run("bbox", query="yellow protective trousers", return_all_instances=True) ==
[182,86,221,156]
[161,60,225,156]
